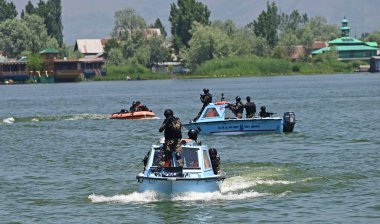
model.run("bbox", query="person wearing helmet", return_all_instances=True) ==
[228,96,244,119]
[259,106,272,118]
[129,101,136,112]
[193,88,213,121]
[182,129,201,146]
[245,96,256,118]
[208,148,220,175]
[159,109,183,167]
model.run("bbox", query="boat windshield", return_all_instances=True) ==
[152,148,161,166]
[182,148,199,168]
[151,147,199,168]
[202,107,219,118]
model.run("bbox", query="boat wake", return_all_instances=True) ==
[1,113,109,123]
[2,117,15,124]
[87,176,294,204]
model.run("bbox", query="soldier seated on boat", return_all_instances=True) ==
[259,106,274,118]
[129,101,136,112]
[182,129,201,145]
[228,96,244,119]
[209,148,220,175]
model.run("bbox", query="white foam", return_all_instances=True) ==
[2,117,15,124]
[221,176,295,193]
[88,191,159,203]
[65,114,109,121]
[171,190,268,202]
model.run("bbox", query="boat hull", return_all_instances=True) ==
[137,175,223,195]
[184,118,283,135]
[110,111,156,120]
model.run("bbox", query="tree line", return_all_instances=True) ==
[1,0,380,73]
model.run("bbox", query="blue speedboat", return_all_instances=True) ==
[136,139,225,195]
[183,101,296,135]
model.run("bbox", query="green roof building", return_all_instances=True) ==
[312,17,379,60]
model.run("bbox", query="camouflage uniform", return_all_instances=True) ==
[229,101,244,119]
[245,101,256,118]
[159,116,183,167]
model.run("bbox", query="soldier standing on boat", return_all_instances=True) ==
[209,148,220,175]
[159,109,183,167]
[229,96,244,119]
[194,88,212,121]
[244,96,256,118]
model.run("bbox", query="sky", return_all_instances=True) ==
[10,0,380,45]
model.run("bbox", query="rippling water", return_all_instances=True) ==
[1,74,380,223]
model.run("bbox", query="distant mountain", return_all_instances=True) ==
[11,0,380,45]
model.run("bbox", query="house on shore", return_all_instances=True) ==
[0,47,106,83]
[311,17,379,61]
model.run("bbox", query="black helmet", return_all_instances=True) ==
[260,106,266,111]
[164,109,173,118]
[235,96,241,101]
[203,88,209,93]
[209,148,217,156]
[188,129,198,140]
[246,96,251,101]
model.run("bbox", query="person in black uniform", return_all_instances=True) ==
[194,88,212,121]
[244,96,256,118]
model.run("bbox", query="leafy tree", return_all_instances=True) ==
[279,10,308,34]
[0,0,17,22]
[169,0,211,50]
[23,14,59,53]
[23,0,63,46]
[363,30,380,44]
[107,48,124,66]
[248,2,280,47]
[212,20,238,37]
[151,18,167,37]
[112,7,147,40]
[27,53,44,71]
[306,16,339,41]
[0,19,31,57]
[182,22,231,67]
[21,1,35,19]
[46,0,63,46]
[278,32,298,58]
[104,38,120,56]
[148,35,169,64]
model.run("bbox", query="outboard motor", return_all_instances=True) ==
[283,112,296,132]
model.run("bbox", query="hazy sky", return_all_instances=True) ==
[10,0,380,45]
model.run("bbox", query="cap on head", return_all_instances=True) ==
[260,106,266,111]
[235,96,241,101]
[203,88,209,93]
[246,96,251,101]
[164,109,173,118]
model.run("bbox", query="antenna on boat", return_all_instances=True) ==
[221,93,225,101]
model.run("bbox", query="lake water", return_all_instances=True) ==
[1,74,380,223]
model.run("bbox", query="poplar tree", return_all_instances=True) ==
[169,0,211,50]
[0,0,17,22]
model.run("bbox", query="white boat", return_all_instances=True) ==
[184,101,296,135]
[136,140,225,195]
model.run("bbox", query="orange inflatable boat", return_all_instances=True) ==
[110,110,156,120]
